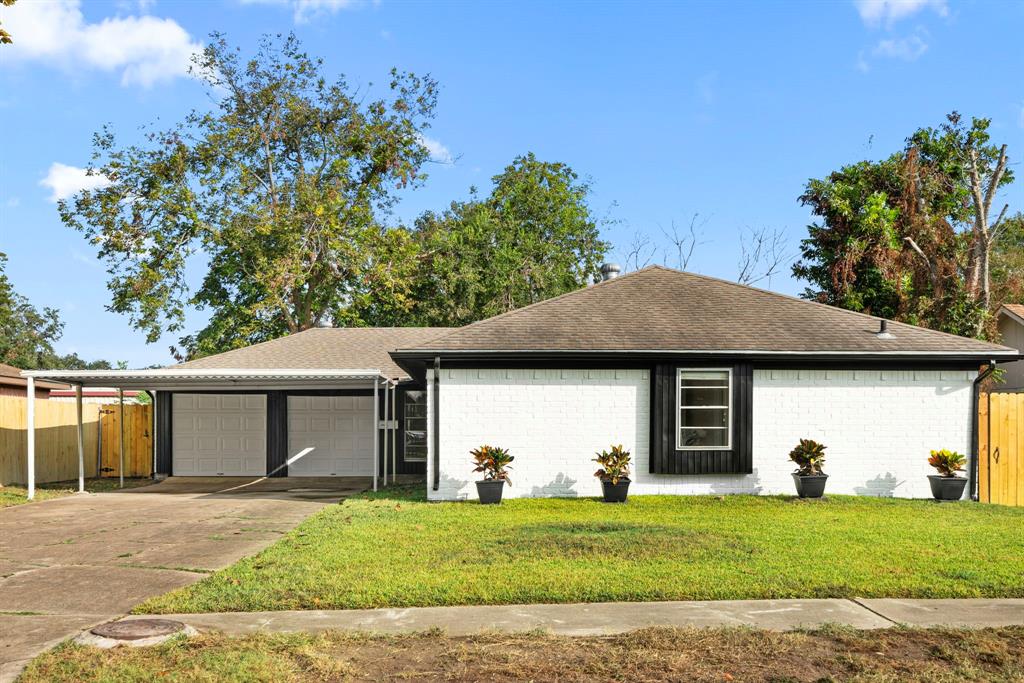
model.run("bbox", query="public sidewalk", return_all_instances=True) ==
[145,598,1024,637]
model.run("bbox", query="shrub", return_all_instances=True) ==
[470,445,514,483]
[593,444,631,484]
[928,449,967,477]
[789,439,827,476]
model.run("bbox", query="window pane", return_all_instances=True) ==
[679,428,729,448]
[680,407,728,428]
[404,391,428,461]
[679,370,729,387]
[680,387,728,407]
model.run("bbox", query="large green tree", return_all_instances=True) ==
[395,154,609,326]
[794,113,1016,338]
[60,33,439,359]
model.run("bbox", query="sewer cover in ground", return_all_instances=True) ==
[91,619,186,641]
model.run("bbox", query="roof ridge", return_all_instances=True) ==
[648,264,1012,348]
[402,267,660,350]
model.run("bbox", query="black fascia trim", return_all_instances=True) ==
[391,353,987,372]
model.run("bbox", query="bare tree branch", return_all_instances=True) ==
[737,226,791,286]
[621,231,657,272]
[659,213,708,270]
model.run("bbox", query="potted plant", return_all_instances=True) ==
[789,438,828,498]
[471,445,513,504]
[927,449,968,501]
[593,444,631,503]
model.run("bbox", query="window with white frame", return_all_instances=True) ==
[676,368,732,450]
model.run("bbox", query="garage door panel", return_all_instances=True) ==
[287,395,374,477]
[173,394,267,476]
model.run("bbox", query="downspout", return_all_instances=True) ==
[432,356,440,492]
[969,362,996,501]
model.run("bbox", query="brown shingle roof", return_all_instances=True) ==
[397,266,1014,356]
[1000,304,1024,322]
[175,327,451,380]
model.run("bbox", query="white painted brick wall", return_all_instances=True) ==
[427,367,975,501]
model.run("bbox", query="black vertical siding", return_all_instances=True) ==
[155,391,172,475]
[266,391,288,477]
[650,362,752,475]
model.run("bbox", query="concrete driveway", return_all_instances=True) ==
[0,476,368,681]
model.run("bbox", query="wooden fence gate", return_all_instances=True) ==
[97,404,153,478]
[1,397,152,485]
[979,391,1024,507]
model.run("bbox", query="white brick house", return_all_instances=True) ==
[392,266,1017,502]
[24,266,1018,501]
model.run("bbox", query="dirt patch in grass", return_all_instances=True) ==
[0,478,153,508]
[20,626,1024,682]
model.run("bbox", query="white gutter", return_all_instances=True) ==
[21,368,385,379]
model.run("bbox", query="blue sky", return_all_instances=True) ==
[1,0,1022,367]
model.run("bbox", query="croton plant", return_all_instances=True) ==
[470,445,514,483]
[928,449,966,477]
[789,438,827,476]
[593,444,632,484]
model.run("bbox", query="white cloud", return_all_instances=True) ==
[40,163,112,203]
[4,197,19,208]
[239,0,361,24]
[418,135,454,165]
[854,0,948,27]
[872,34,928,61]
[2,0,201,87]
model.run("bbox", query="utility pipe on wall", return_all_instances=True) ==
[391,380,397,483]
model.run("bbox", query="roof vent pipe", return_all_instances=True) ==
[876,319,895,340]
[600,263,621,281]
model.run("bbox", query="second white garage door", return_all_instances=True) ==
[287,395,375,476]
[172,394,267,476]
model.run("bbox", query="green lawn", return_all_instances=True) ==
[0,478,153,508]
[138,487,1024,614]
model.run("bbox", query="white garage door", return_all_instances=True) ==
[172,394,267,476]
[287,395,374,476]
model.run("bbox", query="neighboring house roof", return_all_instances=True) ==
[998,304,1024,326]
[396,266,1016,358]
[174,327,452,380]
[0,363,68,390]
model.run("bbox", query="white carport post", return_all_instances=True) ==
[26,376,35,500]
[118,388,125,488]
[76,383,85,493]
[372,378,379,492]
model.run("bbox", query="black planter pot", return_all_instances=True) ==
[928,475,967,501]
[792,473,828,499]
[600,478,630,503]
[476,479,506,505]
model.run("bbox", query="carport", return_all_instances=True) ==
[19,368,401,500]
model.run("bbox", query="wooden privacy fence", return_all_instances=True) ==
[979,391,1024,507]
[0,396,152,485]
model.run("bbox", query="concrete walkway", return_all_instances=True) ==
[142,598,1024,638]
[0,477,366,683]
